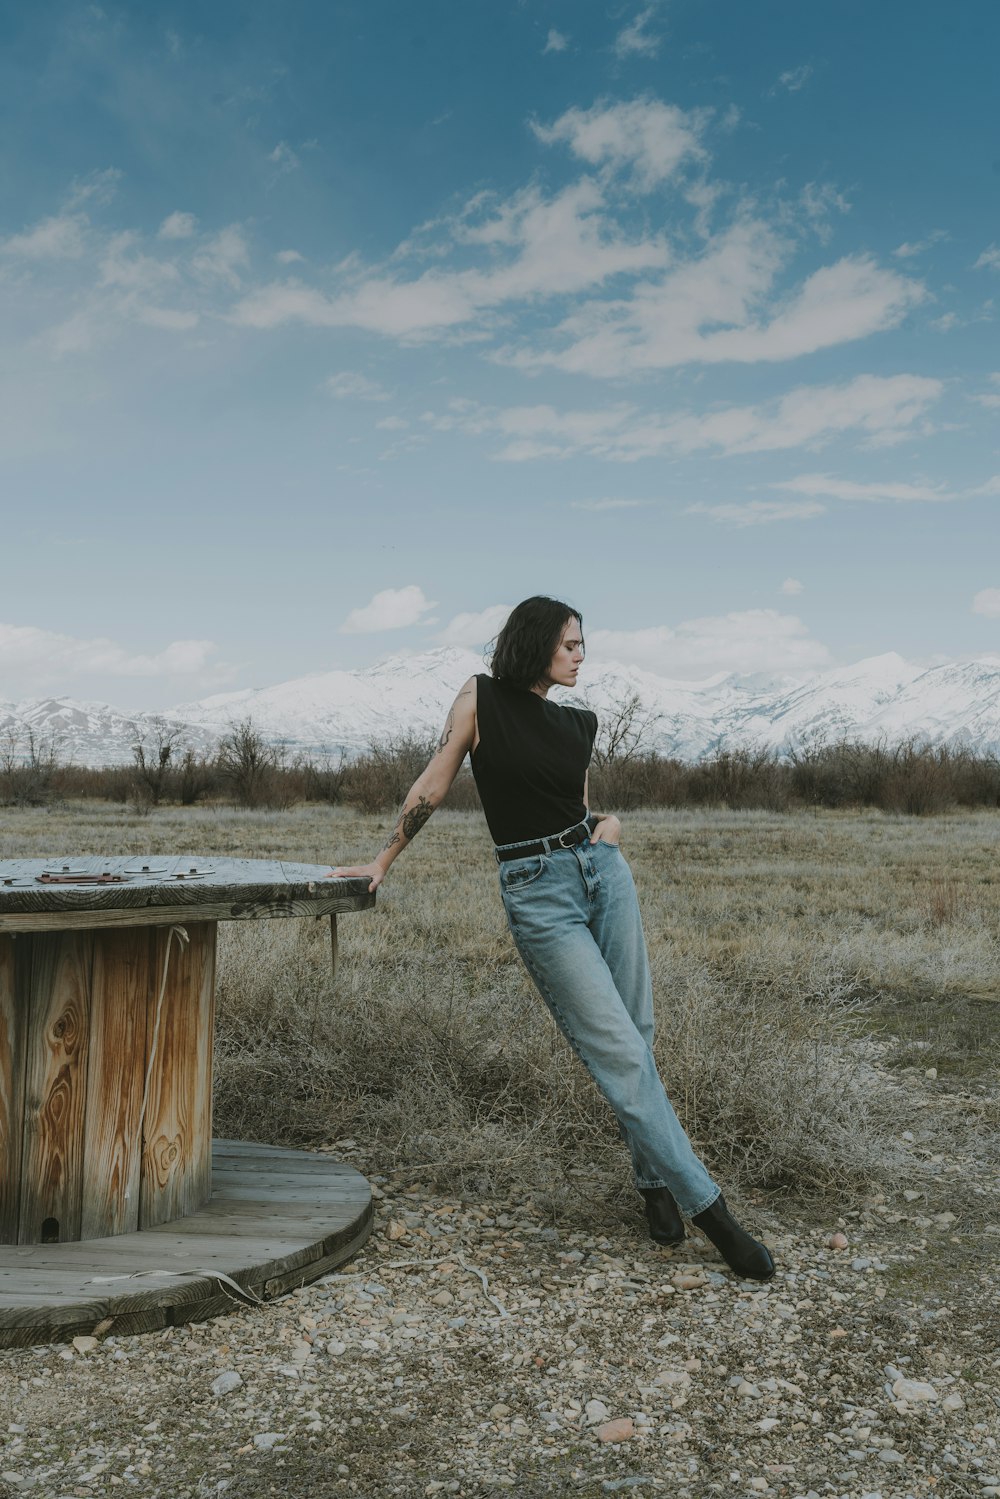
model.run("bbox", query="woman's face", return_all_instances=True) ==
[540,616,584,691]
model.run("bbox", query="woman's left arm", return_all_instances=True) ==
[584,771,621,845]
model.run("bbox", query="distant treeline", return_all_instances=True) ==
[3,715,999,816]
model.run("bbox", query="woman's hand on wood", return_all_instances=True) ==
[326,862,385,893]
[589,814,621,845]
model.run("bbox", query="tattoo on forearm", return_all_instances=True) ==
[401,794,434,840]
[381,829,401,854]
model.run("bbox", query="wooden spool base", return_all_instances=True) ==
[0,1140,373,1349]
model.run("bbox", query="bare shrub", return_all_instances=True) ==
[129,719,185,808]
[650,951,902,1192]
[294,751,349,805]
[690,747,791,812]
[216,718,286,809]
[442,766,482,812]
[213,849,912,1209]
[178,748,218,806]
[343,732,438,813]
[0,724,63,807]
[925,877,963,928]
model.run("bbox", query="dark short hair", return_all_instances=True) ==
[488,596,583,691]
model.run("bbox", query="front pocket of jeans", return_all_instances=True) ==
[500,856,546,891]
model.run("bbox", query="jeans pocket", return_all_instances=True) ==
[499,855,546,892]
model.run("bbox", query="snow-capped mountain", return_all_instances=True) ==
[2,648,1000,767]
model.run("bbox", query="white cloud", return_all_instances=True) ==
[773,65,813,93]
[375,415,409,430]
[232,181,667,337]
[531,98,706,189]
[972,374,1000,410]
[969,474,1000,496]
[773,473,954,504]
[440,373,941,464]
[586,609,833,677]
[687,499,826,527]
[892,230,947,259]
[136,305,199,331]
[99,231,179,292]
[276,248,304,263]
[543,28,568,53]
[1,214,87,260]
[972,589,1000,619]
[0,623,217,678]
[267,141,300,173]
[66,168,122,209]
[437,605,512,647]
[613,7,661,58]
[192,225,250,288]
[800,182,852,241]
[507,235,926,376]
[781,578,804,594]
[158,211,198,240]
[974,245,1000,272]
[325,371,390,401]
[340,586,437,634]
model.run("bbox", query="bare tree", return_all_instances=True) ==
[581,689,663,812]
[0,723,63,806]
[216,718,281,808]
[130,719,185,807]
[589,689,661,769]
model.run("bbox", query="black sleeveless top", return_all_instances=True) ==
[471,674,598,845]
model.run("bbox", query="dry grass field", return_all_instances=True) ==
[2,802,997,1212]
[2,804,999,1497]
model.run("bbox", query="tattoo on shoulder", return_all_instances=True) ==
[401,794,434,840]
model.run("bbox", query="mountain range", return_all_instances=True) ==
[2,648,1000,767]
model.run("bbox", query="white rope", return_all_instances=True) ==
[135,924,190,1153]
[86,1268,263,1306]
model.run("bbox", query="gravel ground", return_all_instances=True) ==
[2,1080,998,1499]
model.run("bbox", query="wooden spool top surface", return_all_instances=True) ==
[0,857,374,930]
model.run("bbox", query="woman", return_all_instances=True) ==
[331,596,774,1281]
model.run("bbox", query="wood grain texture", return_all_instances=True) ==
[80,931,154,1239]
[139,924,216,1230]
[0,889,375,934]
[18,934,93,1245]
[0,858,375,932]
[0,937,27,1243]
[0,1139,373,1347]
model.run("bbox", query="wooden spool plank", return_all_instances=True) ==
[211,1153,359,1175]
[18,933,93,1245]
[330,912,339,982]
[0,936,28,1243]
[139,924,216,1230]
[80,930,154,1240]
[0,1140,373,1347]
[0,889,374,935]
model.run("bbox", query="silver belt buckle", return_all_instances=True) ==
[557,825,577,850]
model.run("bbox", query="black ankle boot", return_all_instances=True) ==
[691,1193,775,1280]
[640,1186,685,1247]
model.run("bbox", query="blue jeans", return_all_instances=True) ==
[497,835,720,1217]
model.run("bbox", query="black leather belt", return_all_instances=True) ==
[494,816,596,863]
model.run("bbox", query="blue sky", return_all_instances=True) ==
[2,0,998,709]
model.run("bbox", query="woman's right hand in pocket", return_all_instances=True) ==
[326,862,385,893]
